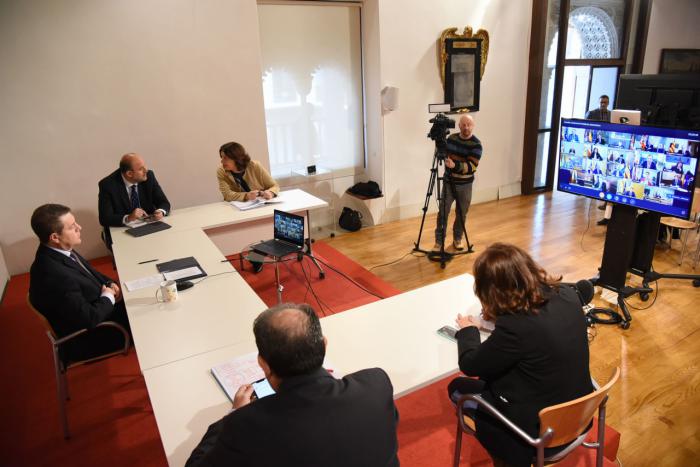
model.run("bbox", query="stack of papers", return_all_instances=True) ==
[125,274,164,292]
[230,194,284,211]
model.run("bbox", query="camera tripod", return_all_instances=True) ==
[414,149,474,268]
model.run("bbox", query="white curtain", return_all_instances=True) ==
[258,3,364,177]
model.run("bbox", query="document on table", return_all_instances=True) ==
[211,352,264,402]
[230,193,284,211]
[124,273,164,292]
[211,351,340,402]
[163,266,202,281]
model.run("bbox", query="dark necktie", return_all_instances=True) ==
[130,184,140,211]
[69,251,101,285]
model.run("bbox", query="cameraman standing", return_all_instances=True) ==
[434,114,483,252]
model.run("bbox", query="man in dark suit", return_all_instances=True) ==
[29,204,130,361]
[98,153,170,247]
[642,158,657,170]
[186,303,400,467]
[585,94,611,122]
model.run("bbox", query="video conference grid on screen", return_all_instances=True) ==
[558,119,699,219]
[274,212,304,243]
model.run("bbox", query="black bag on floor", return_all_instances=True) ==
[339,207,362,232]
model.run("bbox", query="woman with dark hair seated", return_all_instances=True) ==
[217,142,280,202]
[218,142,280,273]
[449,242,593,467]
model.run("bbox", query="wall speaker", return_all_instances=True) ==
[381,86,399,111]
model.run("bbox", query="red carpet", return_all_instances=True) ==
[394,376,620,467]
[0,257,166,467]
[0,243,619,466]
[231,240,402,314]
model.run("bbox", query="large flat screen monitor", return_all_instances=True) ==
[558,118,699,219]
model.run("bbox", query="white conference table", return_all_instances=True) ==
[113,228,266,370]
[111,189,485,466]
[160,189,328,233]
[111,189,328,371]
[114,189,329,257]
[142,274,485,466]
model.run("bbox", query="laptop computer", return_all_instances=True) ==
[252,210,305,258]
[126,221,172,237]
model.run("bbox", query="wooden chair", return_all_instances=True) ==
[27,295,130,439]
[659,188,700,266]
[453,367,620,467]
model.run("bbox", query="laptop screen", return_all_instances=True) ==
[273,210,305,247]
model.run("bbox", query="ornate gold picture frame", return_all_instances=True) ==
[438,27,489,112]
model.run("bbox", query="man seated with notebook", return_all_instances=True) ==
[98,153,171,247]
[186,303,400,467]
[29,204,131,361]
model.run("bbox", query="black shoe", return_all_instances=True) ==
[597,218,609,226]
[251,261,263,273]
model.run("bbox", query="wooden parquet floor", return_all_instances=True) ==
[324,191,700,466]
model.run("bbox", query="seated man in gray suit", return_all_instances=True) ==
[187,303,400,467]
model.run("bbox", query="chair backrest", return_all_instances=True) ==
[26,294,58,342]
[538,367,620,447]
[692,188,700,215]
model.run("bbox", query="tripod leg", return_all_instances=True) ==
[275,261,283,304]
[415,153,441,251]
[436,180,451,251]
[303,237,325,279]
[305,253,325,279]
[299,213,326,279]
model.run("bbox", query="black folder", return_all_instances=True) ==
[125,221,172,237]
[156,256,207,281]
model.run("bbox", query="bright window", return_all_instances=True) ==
[258,2,365,178]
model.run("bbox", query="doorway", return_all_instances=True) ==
[523,0,636,193]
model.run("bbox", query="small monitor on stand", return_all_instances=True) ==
[611,109,641,126]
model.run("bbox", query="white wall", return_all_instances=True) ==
[374,0,531,220]
[0,0,269,274]
[643,0,700,74]
[0,246,9,302]
[0,0,532,274]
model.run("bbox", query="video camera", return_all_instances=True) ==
[427,104,455,159]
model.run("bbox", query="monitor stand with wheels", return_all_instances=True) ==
[628,211,700,288]
[590,204,700,329]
